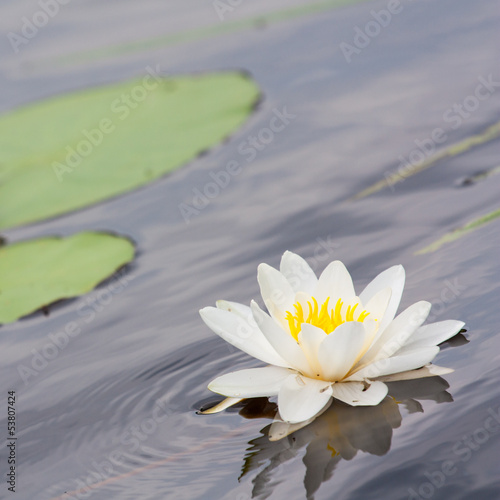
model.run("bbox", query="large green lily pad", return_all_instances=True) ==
[0,232,135,324]
[0,71,260,230]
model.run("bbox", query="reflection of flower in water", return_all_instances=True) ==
[237,376,453,500]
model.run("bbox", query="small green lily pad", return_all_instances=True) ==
[0,232,135,324]
[0,71,260,230]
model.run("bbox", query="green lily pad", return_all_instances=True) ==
[0,232,135,324]
[0,71,260,230]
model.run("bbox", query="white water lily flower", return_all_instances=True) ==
[200,251,464,424]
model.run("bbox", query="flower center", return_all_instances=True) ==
[285,296,370,340]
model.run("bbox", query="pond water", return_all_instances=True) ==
[1,0,499,499]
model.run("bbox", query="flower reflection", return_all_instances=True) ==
[236,376,453,499]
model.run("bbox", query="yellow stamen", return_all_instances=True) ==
[285,296,370,340]
[346,303,358,322]
[358,310,370,322]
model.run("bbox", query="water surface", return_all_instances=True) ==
[1,0,499,499]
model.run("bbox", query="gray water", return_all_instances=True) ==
[1,0,499,499]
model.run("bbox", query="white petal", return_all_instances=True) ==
[216,300,253,319]
[251,301,312,375]
[330,380,388,406]
[359,265,405,333]
[294,290,312,314]
[348,346,440,380]
[208,366,293,398]
[365,287,392,321]
[356,318,379,358]
[374,364,454,382]
[269,399,332,441]
[200,306,289,367]
[198,397,243,414]
[280,251,318,295]
[278,374,333,423]
[404,320,465,349]
[297,324,326,377]
[314,261,355,304]
[317,322,367,381]
[357,301,431,367]
[257,263,296,327]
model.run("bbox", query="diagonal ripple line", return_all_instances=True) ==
[351,121,500,201]
[415,206,500,255]
[33,0,368,68]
